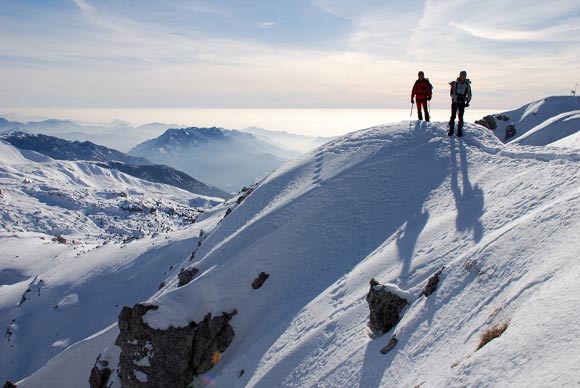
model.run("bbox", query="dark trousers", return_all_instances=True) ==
[449,102,465,131]
[416,100,429,121]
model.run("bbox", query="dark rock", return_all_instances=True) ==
[3,381,17,388]
[236,187,253,204]
[496,114,510,121]
[251,272,270,289]
[158,281,165,290]
[224,208,232,218]
[380,335,398,354]
[52,235,67,244]
[178,267,199,287]
[89,303,237,388]
[422,267,444,297]
[505,124,517,140]
[475,115,497,130]
[366,278,408,334]
[88,355,112,388]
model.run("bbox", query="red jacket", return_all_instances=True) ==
[411,79,432,101]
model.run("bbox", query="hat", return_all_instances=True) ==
[418,71,424,76]
[460,70,467,76]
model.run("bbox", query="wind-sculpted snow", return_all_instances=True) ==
[14,119,580,388]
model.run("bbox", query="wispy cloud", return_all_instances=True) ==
[450,21,580,42]
[1,0,579,111]
[257,21,278,29]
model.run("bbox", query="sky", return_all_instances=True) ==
[1,0,579,120]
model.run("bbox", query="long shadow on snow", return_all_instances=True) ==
[450,137,485,242]
[227,122,449,388]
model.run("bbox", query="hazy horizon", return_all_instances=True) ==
[1,1,578,121]
[1,107,502,137]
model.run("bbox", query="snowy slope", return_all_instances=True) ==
[0,141,228,382]
[486,96,580,147]
[18,119,580,388]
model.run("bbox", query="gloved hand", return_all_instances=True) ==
[465,102,470,107]
[411,100,414,104]
[427,96,432,101]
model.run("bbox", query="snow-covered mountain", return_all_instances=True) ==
[0,118,177,152]
[476,95,580,147]
[241,126,335,153]
[0,132,152,166]
[11,112,580,388]
[0,132,230,199]
[0,140,228,383]
[98,162,231,200]
[129,127,300,192]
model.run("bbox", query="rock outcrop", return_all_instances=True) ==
[178,267,199,287]
[89,303,236,388]
[380,335,398,354]
[366,278,408,334]
[505,124,517,140]
[422,267,444,297]
[251,272,269,289]
[475,115,497,130]
[88,356,112,388]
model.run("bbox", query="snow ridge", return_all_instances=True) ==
[10,117,580,388]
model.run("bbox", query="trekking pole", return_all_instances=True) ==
[410,102,414,118]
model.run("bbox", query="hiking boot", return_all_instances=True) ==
[447,129,454,136]
[457,130,463,137]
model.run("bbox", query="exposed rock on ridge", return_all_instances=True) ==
[89,304,236,388]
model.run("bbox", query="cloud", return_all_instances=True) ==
[71,0,96,14]
[1,0,579,111]
[450,21,580,42]
[257,21,278,29]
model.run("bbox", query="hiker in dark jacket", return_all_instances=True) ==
[411,71,433,122]
[448,70,472,137]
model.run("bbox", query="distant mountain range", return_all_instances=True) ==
[0,131,151,165]
[241,126,335,153]
[129,127,302,191]
[0,131,230,199]
[0,118,177,152]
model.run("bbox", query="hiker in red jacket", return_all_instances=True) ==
[411,71,433,122]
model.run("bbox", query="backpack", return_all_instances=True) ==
[425,78,434,92]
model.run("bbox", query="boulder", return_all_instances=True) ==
[505,124,517,140]
[422,267,444,297]
[380,335,398,354]
[251,272,270,289]
[88,356,112,388]
[366,278,408,334]
[89,303,236,388]
[475,115,497,130]
[178,267,199,287]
